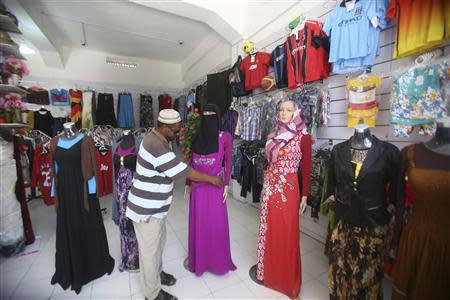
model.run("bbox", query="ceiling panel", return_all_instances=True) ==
[18,0,215,62]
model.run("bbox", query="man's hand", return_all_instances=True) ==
[209,175,223,187]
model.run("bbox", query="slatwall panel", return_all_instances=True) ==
[240,5,450,151]
[232,4,450,242]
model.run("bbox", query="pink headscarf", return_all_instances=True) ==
[265,100,306,163]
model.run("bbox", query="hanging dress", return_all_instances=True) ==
[70,89,83,129]
[96,93,117,127]
[81,91,94,129]
[117,93,135,129]
[50,135,114,294]
[140,94,154,128]
[114,145,139,272]
[393,144,450,299]
[188,131,236,276]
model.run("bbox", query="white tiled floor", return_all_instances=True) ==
[0,179,393,299]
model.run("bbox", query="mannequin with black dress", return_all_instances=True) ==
[325,123,399,299]
[393,117,450,299]
[113,129,139,272]
[50,122,114,294]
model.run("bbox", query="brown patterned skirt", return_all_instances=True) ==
[328,219,388,300]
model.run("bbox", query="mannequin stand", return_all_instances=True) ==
[249,265,263,285]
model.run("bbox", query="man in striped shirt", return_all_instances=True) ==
[126,109,222,300]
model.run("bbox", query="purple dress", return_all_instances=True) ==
[114,145,139,272]
[188,131,236,276]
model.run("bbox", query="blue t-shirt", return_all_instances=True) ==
[331,0,390,73]
[324,0,379,63]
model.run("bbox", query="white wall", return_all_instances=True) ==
[23,47,184,89]
[181,33,232,88]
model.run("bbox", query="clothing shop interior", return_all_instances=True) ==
[1,0,449,299]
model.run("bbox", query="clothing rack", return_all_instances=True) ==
[20,79,182,95]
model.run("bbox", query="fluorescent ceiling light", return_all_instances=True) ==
[106,57,138,68]
[19,44,36,55]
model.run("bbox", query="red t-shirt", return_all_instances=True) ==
[240,52,271,91]
[31,146,54,205]
[286,20,330,89]
[96,150,113,197]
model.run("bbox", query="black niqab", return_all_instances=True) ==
[192,104,221,155]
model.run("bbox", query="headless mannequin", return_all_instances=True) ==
[120,130,134,149]
[425,118,450,156]
[350,124,373,150]
[113,130,137,172]
[61,122,79,141]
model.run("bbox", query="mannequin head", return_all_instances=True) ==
[278,100,296,124]
[62,122,78,140]
[192,103,221,155]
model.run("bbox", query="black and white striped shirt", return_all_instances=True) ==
[126,129,190,221]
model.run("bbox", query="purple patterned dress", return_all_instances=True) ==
[114,146,139,272]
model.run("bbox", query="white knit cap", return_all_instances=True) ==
[158,109,181,124]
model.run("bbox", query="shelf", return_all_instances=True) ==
[0,42,25,59]
[0,14,20,33]
[0,84,28,94]
[0,123,30,129]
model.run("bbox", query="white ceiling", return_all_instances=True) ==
[17,0,221,63]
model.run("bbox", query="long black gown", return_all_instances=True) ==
[51,137,114,294]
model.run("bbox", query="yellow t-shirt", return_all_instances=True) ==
[388,0,449,58]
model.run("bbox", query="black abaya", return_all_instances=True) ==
[51,138,114,294]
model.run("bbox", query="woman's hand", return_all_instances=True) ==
[299,196,307,214]
[223,185,229,203]
[184,185,190,200]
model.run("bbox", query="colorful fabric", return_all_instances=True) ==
[387,0,449,58]
[391,63,449,137]
[328,219,388,300]
[285,20,330,88]
[50,89,70,106]
[116,167,139,272]
[347,75,381,128]
[240,104,262,141]
[240,52,271,91]
[69,89,82,129]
